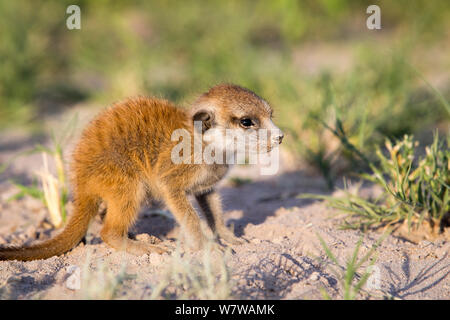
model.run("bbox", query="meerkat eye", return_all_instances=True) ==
[240,118,254,128]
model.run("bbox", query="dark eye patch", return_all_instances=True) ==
[240,118,254,128]
[240,116,262,129]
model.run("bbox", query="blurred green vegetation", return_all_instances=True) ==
[0,0,449,181]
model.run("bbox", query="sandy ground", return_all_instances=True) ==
[0,112,449,300]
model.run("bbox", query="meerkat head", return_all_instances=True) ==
[190,84,284,160]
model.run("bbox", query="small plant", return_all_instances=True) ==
[303,133,449,235]
[318,233,387,300]
[149,242,233,300]
[80,251,135,300]
[2,116,77,227]
[35,153,65,228]
[228,176,252,187]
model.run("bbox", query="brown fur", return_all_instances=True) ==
[0,84,282,261]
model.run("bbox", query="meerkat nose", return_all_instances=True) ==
[273,132,284,144]
[278,133,284,144]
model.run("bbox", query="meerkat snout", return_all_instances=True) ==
[264,119,284,147]
[271,127,284,145]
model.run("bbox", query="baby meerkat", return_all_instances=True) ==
[0,84,283,261]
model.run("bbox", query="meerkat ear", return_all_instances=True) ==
[193,109,215,133]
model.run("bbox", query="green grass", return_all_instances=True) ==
[302,133,449,235]
[149,242,233,300]
[318,233,389,300]
[228,177,253,187]
[79,251,136,300]
[285,50,450,188]
[299,64,450,234]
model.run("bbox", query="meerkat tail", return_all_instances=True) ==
[0,196,99,261]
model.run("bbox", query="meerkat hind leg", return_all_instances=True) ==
[101,196,168,255]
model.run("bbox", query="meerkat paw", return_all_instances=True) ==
[110,239,170,256]
[203,240,228,253]
[218,228,248,245]
[132,241,170,255]
[184,231,216,252]
[158,241,176,251]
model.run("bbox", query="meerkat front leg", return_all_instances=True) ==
[195,190,246,245]
[161,188,209,250]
